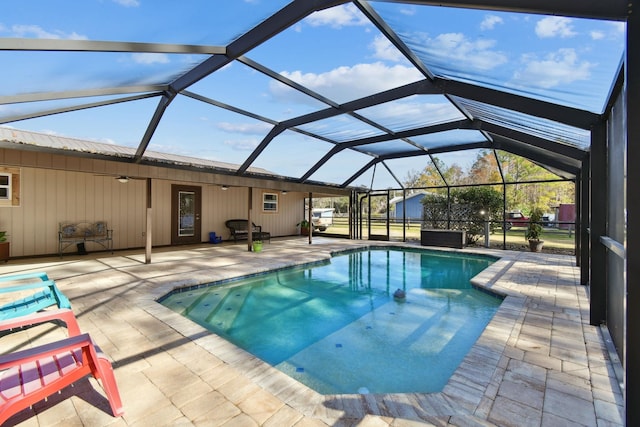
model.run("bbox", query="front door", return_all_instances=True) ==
[171,185,202,245]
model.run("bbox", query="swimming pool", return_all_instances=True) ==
[160,247,502,394]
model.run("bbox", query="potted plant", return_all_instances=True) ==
[297,219,311,235]
[252,240,263,252]
[525,207,544,252]
[0,231,9,262]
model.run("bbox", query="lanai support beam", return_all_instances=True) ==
[589,121,607,326]
[579,158,590,284]
[626,4,639,424]
[396,0,628,21]
[134,93,175,162]
[0,93,161,126]
[481,122,587,160]
[490,134,581,175]
[145,178,152,264]
[438,79,599,130]
[172,0,348,93]
[247,187,254,252]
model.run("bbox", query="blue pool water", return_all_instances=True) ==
[160,247,502,394]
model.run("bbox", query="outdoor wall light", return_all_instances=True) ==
[282,190,287,195]
[221,185,229,190]
[117,176,130,183]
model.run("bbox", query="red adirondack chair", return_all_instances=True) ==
[0,309,124,424]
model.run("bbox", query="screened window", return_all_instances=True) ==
[263,192,278,212]
[0,174,9,200]
[0,168,19,207]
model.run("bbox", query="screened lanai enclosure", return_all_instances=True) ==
[0,0,638,424]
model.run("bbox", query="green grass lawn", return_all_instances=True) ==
[319,220,576,254]
[494,226,575,249]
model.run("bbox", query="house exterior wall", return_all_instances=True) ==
[0,148,316,257]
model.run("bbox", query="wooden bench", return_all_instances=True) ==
[225,219,270,243]
[420,229,466,249]
[58,221,113,257]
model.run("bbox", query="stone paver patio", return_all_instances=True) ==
[0,238,625,426]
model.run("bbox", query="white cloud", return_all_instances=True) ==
[399,7,416,16]
[370,35,403,62]
[7,24,87,40]
[223,138,260,151]
[216,122,271,134]
[112,0,140,7]
[480,15,503,31]
[367,100,463,126]
[427,33,507,71]
[275,62,422,102]
[535,16,577,38]
[608,21,626,36]
[131,53,170,64]
[589,22,624,41]
[305,4,369,28]
[512,48,593,89]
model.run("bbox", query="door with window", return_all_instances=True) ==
[171,185,201,245]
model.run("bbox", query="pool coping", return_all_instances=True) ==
[0,238,624,425]
[141,241,540,422]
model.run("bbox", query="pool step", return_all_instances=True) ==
[203,286,253,330]
[184,289,230,319]
[164,289,220,316]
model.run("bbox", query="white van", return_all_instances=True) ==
[311,208,334,231]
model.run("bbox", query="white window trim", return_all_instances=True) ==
[0,172,12,205]
[262,192,278,213]
[0,167,20,207]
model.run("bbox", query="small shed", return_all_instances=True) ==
[390,192,428,222]
[557,203,576,230]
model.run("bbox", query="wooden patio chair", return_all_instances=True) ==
[0,309,124,423]
[0,272,71,320]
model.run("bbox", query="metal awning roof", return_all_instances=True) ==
[0,0,627,189]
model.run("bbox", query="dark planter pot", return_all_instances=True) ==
[528,239,544,252]
[301,227,310,235]
[0,242,9,262]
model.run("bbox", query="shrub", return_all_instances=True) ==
[421,187,503,244]
[525,207,544,241]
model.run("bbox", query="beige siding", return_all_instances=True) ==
[0,147,346,257]
[151,180,171,245]
[150,182,305,245]
[2,168,148,257]
[1,169,310,257]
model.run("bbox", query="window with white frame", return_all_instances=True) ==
[0,167,20,207]
[0,173,11,201]
[262,192,278,212]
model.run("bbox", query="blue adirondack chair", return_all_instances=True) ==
[0,272,71,320]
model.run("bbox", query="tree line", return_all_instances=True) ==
[311,150,575,217]
[402,150,574,215]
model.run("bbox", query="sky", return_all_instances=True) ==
[0,1,626,189]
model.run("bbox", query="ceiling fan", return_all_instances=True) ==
[94,174,147,183]
[115,176,136,183]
